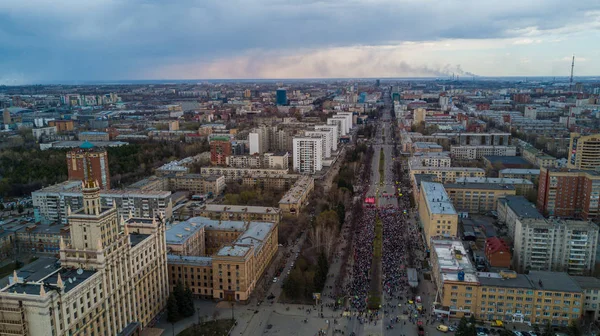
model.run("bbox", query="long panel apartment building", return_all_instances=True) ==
[537,167,600,219]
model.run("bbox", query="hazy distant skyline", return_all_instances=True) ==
[1,0,600,85]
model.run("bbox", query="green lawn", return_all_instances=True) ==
[178,319,235,336]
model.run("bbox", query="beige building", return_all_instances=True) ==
[191,204,282,224]
[499,169,540,184]
[201,167,288,183]
[568,132,600,170]
[522,146,557,168]
[0,178,169,335]
[418,182,458,246]
[242,174,299,191]
[431,239,585,326]
[409,167,485,184]
[444,183,516,214]
[454,177,534,196]
[166,217,278,302]
[450,145,516,160]
[278,175,314,216]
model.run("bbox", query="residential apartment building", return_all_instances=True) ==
[48,120,74,132]
[537,167,600,219]
[66,143,111,190]
[327,118,347,137]
[278,175,314,215]
[513,218,599,275]
[485,237,511,268]
[78,131,110,142]
[454,177,534,196]
[444,183,516,214]
[497,195,544,238]
[315,125,338,151]
[0,178,169,335]
[200,167,289,183]
[568,133,600,170]
[167,174,226,195]
[305,131,332,158]
[572,277,600,321]
[210,137,232,166]
[226,152,289,170]
[32,181,173,225]
[165,216,278,302]
[418,182,458,246]
[242,174,299,191]
[32,126,57,140]
[522,146,557,168]
[451,145,516,160]
[409,167,486,184]
[408,152,451,169]
[191,204,282,224]
[430,239,585,326]
[499,169,541,184]
[293,137,323,174]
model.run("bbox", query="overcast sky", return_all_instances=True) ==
[1,0,599,84]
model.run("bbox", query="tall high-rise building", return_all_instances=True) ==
[0,176,169,335]
[249,125,270,155]
[568,132,600,170]
[66,142,111,190]
[314,125,338,152]
[293,137,323,174]
[2,108,10,125]
[210,136,232,166]
[537,167,600,219]
[276,89,287,106]
[304,131,332,158]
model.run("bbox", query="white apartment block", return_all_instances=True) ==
[227,155,263,169]
[249,125,269,154]
[409,152,452,168]
[305,131,332,158]
[513,218,599,275]
[327,118,347,137]
[336,112,354,128]
[315,125,338,151]
[450,145,517,160]
[332,115,350,133]
[293,137,323,174]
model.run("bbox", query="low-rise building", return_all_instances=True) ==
[201,167,288,183]
[32,126,57,140]
[522,146,557,168]
[431,239,585,325]
[78,131,110,142]
[454,177,534,196]
[444,183,516,214]
[499,169,541,184]
[485,237,511,268]
[572,276,600,321]
[242,174,299,191]
[278,175,314,216]
[409,167,486,184]
[451,145,516,160]
[418,182,458,246]
[191,204,281,224]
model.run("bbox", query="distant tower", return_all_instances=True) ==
[570,55,575,91]
[2,108,10,125]
[66,141,111,190]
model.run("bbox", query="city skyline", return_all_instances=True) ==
[1,0,600,84]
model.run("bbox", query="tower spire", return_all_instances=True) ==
[570,55,575,92]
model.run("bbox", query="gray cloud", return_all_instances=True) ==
[0,0,599,81]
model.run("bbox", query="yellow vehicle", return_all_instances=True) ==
[437,325,449,332]
[491,320,504,327]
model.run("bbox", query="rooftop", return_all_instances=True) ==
[421,182,457,215]
[498,195,543,219]
[195,204,280,215]
[499,169,541,175]
[454,177,533,186]
[167,254,213,267]
[279,175,313,205]
[478,272,533,289]
[445,183,516,191]
[572,276,600,290]
[431,239,477,283]
[528,271,582,293]
[129,233,150,247]
[483,156,530,165]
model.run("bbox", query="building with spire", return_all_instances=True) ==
[0,173,169,335]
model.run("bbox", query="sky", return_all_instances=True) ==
[1,0,600,84]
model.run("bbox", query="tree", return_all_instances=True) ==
[533,324,541,336]
[180,286,196,317]
[455,317,469,336]
[314,252,329,291]
[166,295,181,322]
[542,321,553,336]
[0,203,4,211]
[17,204,24,214]
[567,320,581,336]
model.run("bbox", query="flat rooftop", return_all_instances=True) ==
[498,195,543,219]
[500,169,541,175]
[528,271,582,293]
[431,239,477,283]
[196,204,280,215]
[454,177,533,185]
[572,276,600,290]
[129,233,151,247]
[167,254,213,267]
[445,183,516,191]
[279,175,313,205]
[421,182,457,215]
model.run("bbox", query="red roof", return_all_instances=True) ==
[485,237,510,254]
